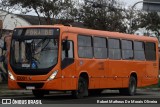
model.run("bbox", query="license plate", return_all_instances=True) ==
[26,86,35,90]
[22,64,30,68]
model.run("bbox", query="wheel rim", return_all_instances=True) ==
[130,80,136,94]
[78,80,85,93]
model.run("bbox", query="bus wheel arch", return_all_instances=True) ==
[130,72,137,86]
[72,72,89,98]
[79,72,89,87]
[119,72,137,96]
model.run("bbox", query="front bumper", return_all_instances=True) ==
[8,78,62,90]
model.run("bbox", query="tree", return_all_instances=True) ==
[138,12,160,40]
[76,0,128,33]
[127,9,144,34]
[8,0,73,25]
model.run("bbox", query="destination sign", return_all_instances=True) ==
[25,29,54,36]
[14,28,60,36]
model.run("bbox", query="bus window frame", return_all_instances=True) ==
[93,36,108,59]
[145,42,157,61]
[121,39,134,60]
[108,38,122,60]
[133,40,146,61]
[77,34,93,59]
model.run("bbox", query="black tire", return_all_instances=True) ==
[32,90,45,98]
[89,89,103,96]
[72,77,88,99]
[128,76,137,95]
[119,76,137,96]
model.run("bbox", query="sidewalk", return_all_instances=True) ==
[0,83,32,97]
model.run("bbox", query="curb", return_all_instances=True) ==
[137,88,160,92]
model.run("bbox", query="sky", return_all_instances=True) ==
[119,0,142,9]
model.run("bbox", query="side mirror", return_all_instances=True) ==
[62,40,70,50]
[0,55,5,62]
[0,39,4,49]
[0,40,6,50]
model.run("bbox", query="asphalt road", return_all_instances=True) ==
[0,88,160,104]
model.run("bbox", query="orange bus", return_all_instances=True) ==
[7,25,159,98]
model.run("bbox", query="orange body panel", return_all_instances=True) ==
[8,25,159,91]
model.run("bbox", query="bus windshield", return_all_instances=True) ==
[10,28,60,70]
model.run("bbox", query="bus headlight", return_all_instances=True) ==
[8,70,15,80]
[47,70,58,81]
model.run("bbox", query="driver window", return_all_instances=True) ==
[62,41,74,61]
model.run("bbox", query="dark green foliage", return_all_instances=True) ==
[77,0,128,33]
[137,12,160,40]
[141,12,160,33]
[8,0,160,35]
[6,0,128,32]
[8,0,73,24]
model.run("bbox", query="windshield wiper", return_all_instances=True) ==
[34,37,48,49]
[33,39,50,55]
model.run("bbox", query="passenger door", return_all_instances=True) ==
[61,37,76,90]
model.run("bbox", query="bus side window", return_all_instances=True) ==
[61,41,74,69]
[93,37,107,59]
[108,38,121,60]
[78,35,93,58]
[134,41,145,60]
[145,42,156,61]
[121,40,133,60]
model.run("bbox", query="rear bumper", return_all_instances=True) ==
[141,76,158,87]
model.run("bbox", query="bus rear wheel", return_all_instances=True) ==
[32,90,45,98]
[119,76,137,96]
[72,77,88,99]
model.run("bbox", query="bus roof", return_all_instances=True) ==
[15,25,158,43]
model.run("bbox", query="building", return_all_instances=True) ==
[0,10,31,31]
[0,9,84,32]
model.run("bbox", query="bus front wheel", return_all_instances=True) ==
[72,77,88,99]
[32,90,45,98]
[119,76,137,96]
